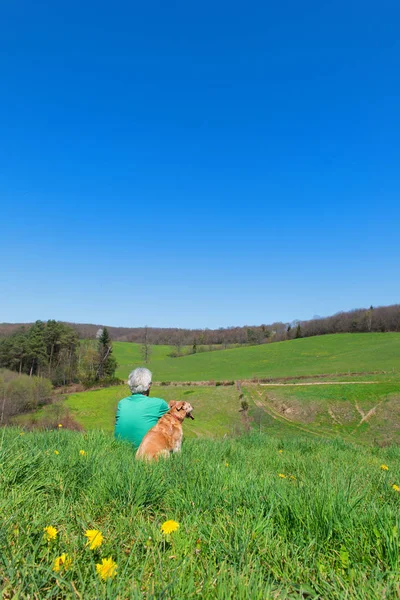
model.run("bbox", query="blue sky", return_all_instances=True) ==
[1,1,399,328]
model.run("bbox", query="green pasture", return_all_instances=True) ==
[113,333,400,382]
[23,380,400,446]
[30,385,243,439]
[2,428,400,598]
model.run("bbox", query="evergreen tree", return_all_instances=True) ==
[295,324,302,339]
[27,321,47,376]
[96,327,117,380]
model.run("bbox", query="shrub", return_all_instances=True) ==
[0,369,52,423]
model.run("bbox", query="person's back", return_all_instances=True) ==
[115,393,169,448]
[114,367,169,449]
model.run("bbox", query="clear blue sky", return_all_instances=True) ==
[1,1,399,329]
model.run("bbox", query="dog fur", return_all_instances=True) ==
[135,400,194,461]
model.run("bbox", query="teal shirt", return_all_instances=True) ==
[114,394,169,448]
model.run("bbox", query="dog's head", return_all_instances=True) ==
[168,400,194,420]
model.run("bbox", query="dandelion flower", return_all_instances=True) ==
[96,557,117,580]
[20,432,25,436]
[79,450,86,456]
[278,449,283,454]
[225,463,229,467]
[278,473,286,479]
[43,526,58,541]
[161,520,179,535]
[85,529,103,550]
[53,553,72,572]
[289,475,296,480]
[58,424,63,428]
[381,464,389,471]
[392,484,400,492]
[54,450,59,455]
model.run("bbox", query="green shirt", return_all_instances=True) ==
[114,394,169,449]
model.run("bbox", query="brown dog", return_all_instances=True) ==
[136,400,194,460]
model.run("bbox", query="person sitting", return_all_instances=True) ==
[114,367,169,448]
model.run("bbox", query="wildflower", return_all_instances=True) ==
[278,449,283,454]
[58,424,63,428]
[79,450,86,456]
[54,450,59,455]
[278,473,286,479]
[289,475,296,480]
[85,529,103,550]
[381,464,389,471]
[392,484,400,492]
[20,432,25,436]
[161,520,179,535]
[53,553,72,572]
[43,526,58,541]
[96,557,117,580]
[225,463,229,467]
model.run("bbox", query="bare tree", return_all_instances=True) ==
[140,326,152,364]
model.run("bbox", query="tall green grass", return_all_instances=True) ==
[1,428,400,598]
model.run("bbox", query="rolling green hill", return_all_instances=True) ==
[114,333,400,382]
[18,333,400,445]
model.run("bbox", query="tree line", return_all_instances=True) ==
[0,321,117,386]
[1,304,399,352]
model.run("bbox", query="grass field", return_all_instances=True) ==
[113,333,400,382]
[21,379,400,446]
[63,385,242,438]
[2,428,400,599]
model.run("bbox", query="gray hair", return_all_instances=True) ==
[128,367,152,394]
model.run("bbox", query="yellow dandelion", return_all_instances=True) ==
[381,464,389,471]
[43,526,58,541]
[225,463,229,467]
[278,473,286,479]
[278,449,283,454]
[58,424,63,428]
[54,450,59,455]
[79,450,86,456]
[20,432,25,436]
[85,529,103,550]
[53,553,72,572]
[289,475,296,480]
[161,520,179,535]
[392,484,400,492]
[96,557,117,580]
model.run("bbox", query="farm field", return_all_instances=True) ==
[2,428,400,599]
[113,333,400,382]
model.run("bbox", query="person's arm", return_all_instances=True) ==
[115,401,121,428]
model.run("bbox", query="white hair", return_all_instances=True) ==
[128,367,152,394]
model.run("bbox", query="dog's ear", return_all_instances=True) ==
[175,401,185,411]
[169,401,177,408]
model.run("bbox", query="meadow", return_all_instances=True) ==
[113,333,400,382]
[4,332,400,598]
[2,428,400,599]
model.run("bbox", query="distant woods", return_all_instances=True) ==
[0,305,399,372]
[0,321,118,386]
[2,304,398,347]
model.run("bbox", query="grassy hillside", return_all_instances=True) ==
[114,333,400,382]
[2,428,400,598]
[22,380,400,445]
[64,385,242,438]
[113,342,174,380]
